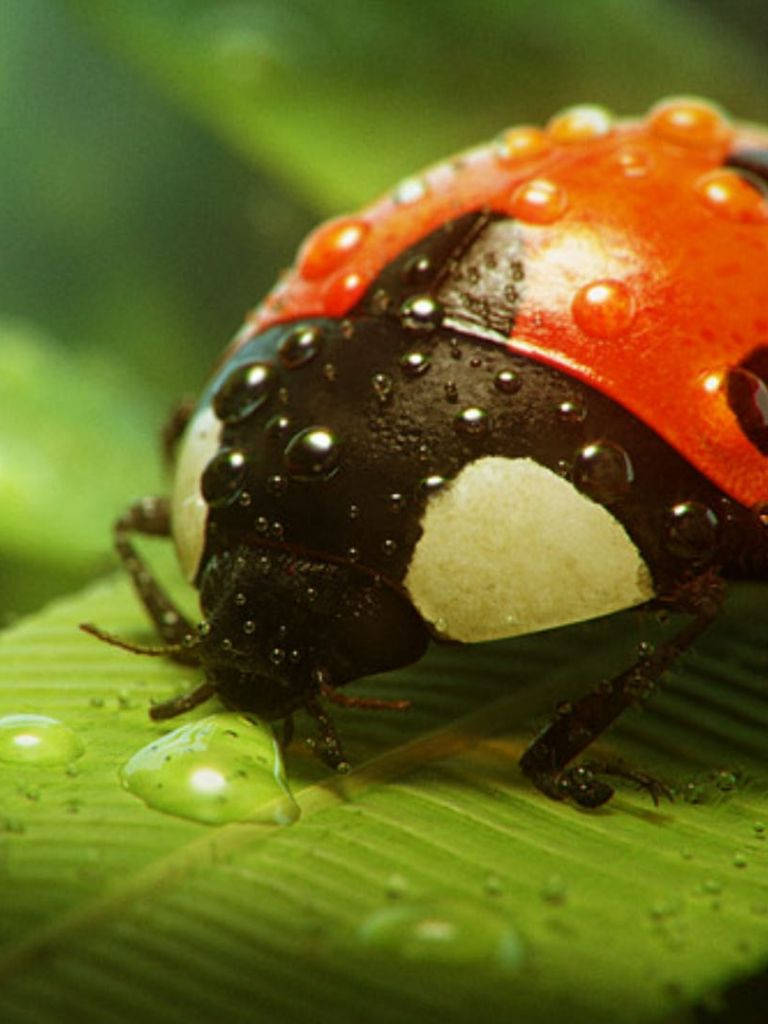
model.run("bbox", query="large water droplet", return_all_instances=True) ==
[283,426,340,481]
[647,97,730,149]
[455,407,489,436]
[572,440,633,503]
[201,448,248,506]
[664,501,719,560]
[213,361,275,423]
[298,217,369,280]
[547,104,613,143]
[496,125,551,164]
[571,279,635,339]
[121,713,299,826]
[358,901,524,968]
[323,271,367,316]
[400,295,443,332]
[694,169,768,224]
[278,325,323,370]
[0,714,84,766]
[508,177,568,224]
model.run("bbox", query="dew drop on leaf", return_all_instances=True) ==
[121,713,299,826]
[358,900,524,969]
[0,714,84,766]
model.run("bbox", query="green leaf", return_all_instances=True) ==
[1,551,767,1023]
[66,0,768,210]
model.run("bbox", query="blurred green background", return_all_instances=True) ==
[2,0,767,621]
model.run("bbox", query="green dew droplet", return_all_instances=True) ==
[0,714,84,765]
[121,713,300,826]
[540,874,567,905]
[358,901,524,969]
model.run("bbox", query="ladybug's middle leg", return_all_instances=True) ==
[112,496,198,657]
[304,696,351,773]
[519,572,725,809]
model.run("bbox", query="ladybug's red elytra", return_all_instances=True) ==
[84,98,768,809]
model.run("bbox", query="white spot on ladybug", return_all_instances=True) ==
[171,404,221,580]
[404,456,654,643]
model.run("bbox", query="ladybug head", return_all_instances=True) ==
[185,546,429,721]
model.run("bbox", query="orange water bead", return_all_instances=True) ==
[497,126,552,164]
[694,168,768,224]
[508,177,568,224]
[647,97,731,149]
[571,279,636,339]
[547,104,613,143]
[298,216,370,281]
[322,271,367,317]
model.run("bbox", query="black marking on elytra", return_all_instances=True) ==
[202,316,762,602]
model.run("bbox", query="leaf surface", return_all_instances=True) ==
[1,554,766,1023]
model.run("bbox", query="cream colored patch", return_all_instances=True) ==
[404,456,654,643]
[171,405,221,580]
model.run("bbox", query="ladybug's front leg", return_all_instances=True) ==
[304,696,351,773]
[520,573,726,809]
[112,497,197,657]
[81,496,216,720]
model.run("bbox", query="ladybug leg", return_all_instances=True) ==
[161,397,195,466]
[318,680,411,712]
[520,573,725,809]
[149,681,216,721]
[304,696,351,773]
[112,497,198,658]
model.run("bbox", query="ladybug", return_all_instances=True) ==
[84,98,768,809]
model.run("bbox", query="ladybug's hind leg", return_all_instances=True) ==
[520,572,725,809]
[112,496,198,660]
